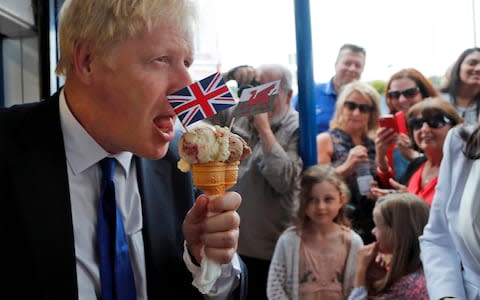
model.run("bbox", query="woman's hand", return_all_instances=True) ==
[388,178,408,191]
[396,133,420,161]
[365,180,379,200]
[340,145,369,176]
[375,127,396,171]
[375,127,396,156]
[371,178,408,197]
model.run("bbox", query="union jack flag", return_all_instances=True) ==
[167,72,237,127]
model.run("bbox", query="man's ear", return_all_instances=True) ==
[285,89,293,106]
[72,40,93,84]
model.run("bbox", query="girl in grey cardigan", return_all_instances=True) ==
[267,165,363,299]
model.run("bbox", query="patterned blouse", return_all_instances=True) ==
[329,128,376,243]
[348,270,429,300]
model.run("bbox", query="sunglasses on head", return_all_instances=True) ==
[343,101,373,113]
[387,87,420,100]
[407,115,451,130]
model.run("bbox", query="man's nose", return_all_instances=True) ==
[169,68,192,94]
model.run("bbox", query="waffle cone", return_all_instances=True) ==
[224,161,240,190]
[191,162,227,196]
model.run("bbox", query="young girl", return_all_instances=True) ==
[267,165,363,300]
[348,192,430,299]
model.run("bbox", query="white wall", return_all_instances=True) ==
[3,37,40,106]
[0,0,40,107]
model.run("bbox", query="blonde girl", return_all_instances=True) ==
[267,165,363,299]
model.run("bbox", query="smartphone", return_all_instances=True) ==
[378,114,398,132]
[394,111,408,134]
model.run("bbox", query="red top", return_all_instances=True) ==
[407,162,437,205]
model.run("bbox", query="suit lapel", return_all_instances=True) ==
[13,95,78,298]
[136,156,178,266]
[136,140,197,298]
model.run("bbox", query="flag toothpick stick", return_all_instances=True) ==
[229,117,236,130]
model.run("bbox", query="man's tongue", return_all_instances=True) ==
[154,117,172,133]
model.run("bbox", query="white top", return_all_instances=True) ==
[459,160,480,268]
[267,226,363,300]
[442,92,479,125]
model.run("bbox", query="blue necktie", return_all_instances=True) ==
[97,157,136,300]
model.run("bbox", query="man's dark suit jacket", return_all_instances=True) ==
[0,92,246,299]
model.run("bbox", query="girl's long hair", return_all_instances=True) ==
[370,193,430,295]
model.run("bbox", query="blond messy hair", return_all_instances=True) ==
[55,0,198,75]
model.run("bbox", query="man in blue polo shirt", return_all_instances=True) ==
[292,43,366,133]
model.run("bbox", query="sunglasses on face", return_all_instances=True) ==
[343,101,373,113]
[407,115,452,130]
[387,87,420,100]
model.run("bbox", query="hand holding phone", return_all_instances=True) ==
[378,112,408,134]
[378,115,398,132]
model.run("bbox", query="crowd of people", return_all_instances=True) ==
[223,43,480,299]
[0,1,479,298]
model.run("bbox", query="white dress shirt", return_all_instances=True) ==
[59,91,147,300]
[58,90,240,299]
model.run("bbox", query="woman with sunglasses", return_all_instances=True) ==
[440,47,480,125]
[372,97,463,205]
[316,81,381,243]
[420,101,480,300]
[375,68,439,189]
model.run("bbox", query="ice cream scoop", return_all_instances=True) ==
[226,132,251,162]
[177,125,251,174]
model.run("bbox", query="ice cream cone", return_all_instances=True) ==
[224,161,239,191]
[191,162,227,196]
